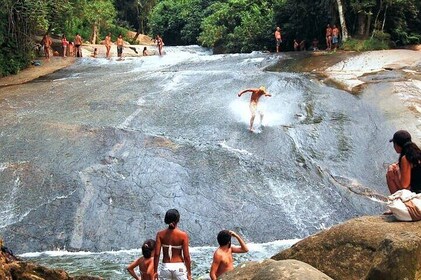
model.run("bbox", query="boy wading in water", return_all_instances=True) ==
[238,86,272,131]
[209,230,249,280]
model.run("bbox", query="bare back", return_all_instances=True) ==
[139,257,154,280]
[250,89,266,103]
[156,228,188,263]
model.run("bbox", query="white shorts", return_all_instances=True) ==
[159,262,188,280]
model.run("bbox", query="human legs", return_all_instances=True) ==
[386,163,401,194]
[249,102,257,131]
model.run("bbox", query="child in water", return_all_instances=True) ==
[127,239,156,280]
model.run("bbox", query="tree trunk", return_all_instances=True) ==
[365,10,372,37]
[372,0,383,38]
[336,0,349,41]
[381,5,388,32]
[357,12,366,37]
[91,23,98,44]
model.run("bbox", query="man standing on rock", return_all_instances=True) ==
[238,86,272,131]
[210,230,248,280]
[41,33,53,61]
[274,26,282,52]
[74,33,83,57]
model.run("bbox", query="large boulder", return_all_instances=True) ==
[0,239,103,280]
[272,215,421,280]
[221,259,333,280]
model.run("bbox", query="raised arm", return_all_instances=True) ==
[229,231,249,253]
[127,258,141,280]
[238,89,253,97]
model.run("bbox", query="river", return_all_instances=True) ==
[0,46,399,279]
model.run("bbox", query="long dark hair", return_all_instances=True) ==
[164,209,180,229]
[401,142,421,167]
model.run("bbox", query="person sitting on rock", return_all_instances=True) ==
[209,230,249,280]
[386,130,421,194]
[127,239,156,280]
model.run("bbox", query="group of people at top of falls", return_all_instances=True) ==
[40,32,162,60]
[127,209,249,280]
[274,24,340,52]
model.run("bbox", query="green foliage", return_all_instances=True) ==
[148,0,212,45]
[198,0,275,53]
[341,38,390,51]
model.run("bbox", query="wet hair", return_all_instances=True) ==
[164,209,180,229]
[217,230,231,246]
[141,239,156,259]
[401,142,421,168]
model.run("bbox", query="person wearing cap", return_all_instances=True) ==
[386,130,421,194]
[238,86,272,131]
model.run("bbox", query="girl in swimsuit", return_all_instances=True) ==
[127,239,156,280]
[386,130,421,194]
[153,209,192,280]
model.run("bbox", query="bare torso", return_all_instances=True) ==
[214,248,234,278]
[250,90,266,103]
[157,228,186,263]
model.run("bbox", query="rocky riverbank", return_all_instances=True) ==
[0,239,103,280]
[222,215,421,280]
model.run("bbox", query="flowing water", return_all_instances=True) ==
[0,46,400,279]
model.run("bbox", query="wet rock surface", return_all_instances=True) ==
[0,47,398,253]
[221,259,333,280]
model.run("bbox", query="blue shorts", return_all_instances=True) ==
[332,36,338,44]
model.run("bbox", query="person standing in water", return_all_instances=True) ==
[116,34,124,60]
[154,209,192,280]
[104,32,112,58]
[156,35,164,56]
[209,230,249,280]
[386,130,421,194]
[237,86,272,131]
[127,239,156,280]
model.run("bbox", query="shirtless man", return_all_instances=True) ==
[274,26,282,52]
[238,86,272,131]
[209,230,248,280]
[116,34,124,60]
[105,33,112,58]
[74,33,83,57]
[332,25,340,51]
[41,33,52,61]
[325,24,332,51]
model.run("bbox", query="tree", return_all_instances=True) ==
[336,0,349,41]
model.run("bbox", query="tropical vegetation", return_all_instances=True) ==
[1,0,420,76]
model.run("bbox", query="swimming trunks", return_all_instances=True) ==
[250,101,263,116]
[117,46,123,56]
[332,36,338,44]
[159,262,187,280]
